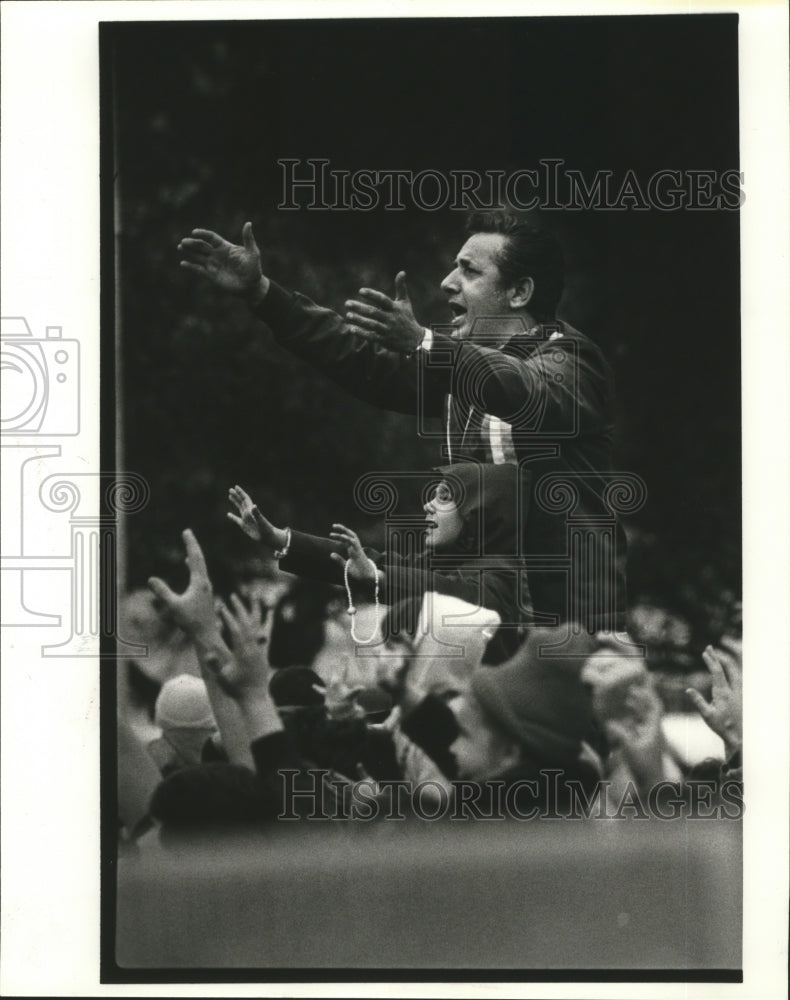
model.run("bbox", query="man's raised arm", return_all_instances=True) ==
[178,222,442,416]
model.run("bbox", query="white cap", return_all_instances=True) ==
[154,674,215,731]
[410,592,501,696]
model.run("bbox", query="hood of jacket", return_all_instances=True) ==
[435,462,526,560]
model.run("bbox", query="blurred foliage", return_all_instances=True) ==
[112,20,741,659]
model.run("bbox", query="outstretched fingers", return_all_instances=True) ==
[241,221,259,252]
[345,312,386,334]
[147,575,176,606]
[357,287,395,310]
[330,523,362,549]
[394,271,410,301]
[190,228,226,247]
[702,645,730,687]
[685,686,714,721]
[182,528,208,579]
[178,237,215,257]
[218,602,241,645]
[180,260,209,276]
[345,299,386,320]
[230,484,253,505]
[344,324,383,342]
[229,592,255,634]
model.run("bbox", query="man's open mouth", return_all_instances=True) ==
[448,303,467,325]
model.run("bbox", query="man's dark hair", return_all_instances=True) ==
[466,212,565,321]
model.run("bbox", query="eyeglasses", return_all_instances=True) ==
[432,482,454,504]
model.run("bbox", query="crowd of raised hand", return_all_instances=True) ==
[117,496,743,849]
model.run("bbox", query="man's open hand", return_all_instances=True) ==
[344,272,424,353]
[147,529,217,640]
[178,222,269,304]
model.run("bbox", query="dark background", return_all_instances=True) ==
[108,15,741,658]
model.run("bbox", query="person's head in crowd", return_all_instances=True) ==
[313,601,385,689]
[440,211,564,343]
[149,763,269,847]
[449,627,598,781]
[268,666,399,783]
[147,674,218,775]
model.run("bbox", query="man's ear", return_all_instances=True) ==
[508,276,534,310]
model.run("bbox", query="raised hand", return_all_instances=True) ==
[322,675,365,721]
[604,683,666,790]
[227,485,288,551]
[178,222,269,304]
[214,593,272,698]
[147,529,217,640]
[344,272,424,353]
[329,523,377,582]
[686,644,742,757]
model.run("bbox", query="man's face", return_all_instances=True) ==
[423,480,464,550]
[449,693,515,780]
[440,232,514,342]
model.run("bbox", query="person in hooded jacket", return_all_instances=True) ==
[179,212,627,631]
[227,462,530,665]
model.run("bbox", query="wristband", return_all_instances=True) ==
[273,527,292,561]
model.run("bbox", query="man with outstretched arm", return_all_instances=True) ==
[178,212,627,630]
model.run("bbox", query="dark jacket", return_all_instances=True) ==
[252,283,627,629]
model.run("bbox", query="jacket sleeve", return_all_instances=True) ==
[280,529,384,600]
[279,528,347,585]
[251,280,445,417]
[382,562,478,607]
[382,560,513,619]
[282,530,497,613]
[431,331,612,435]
